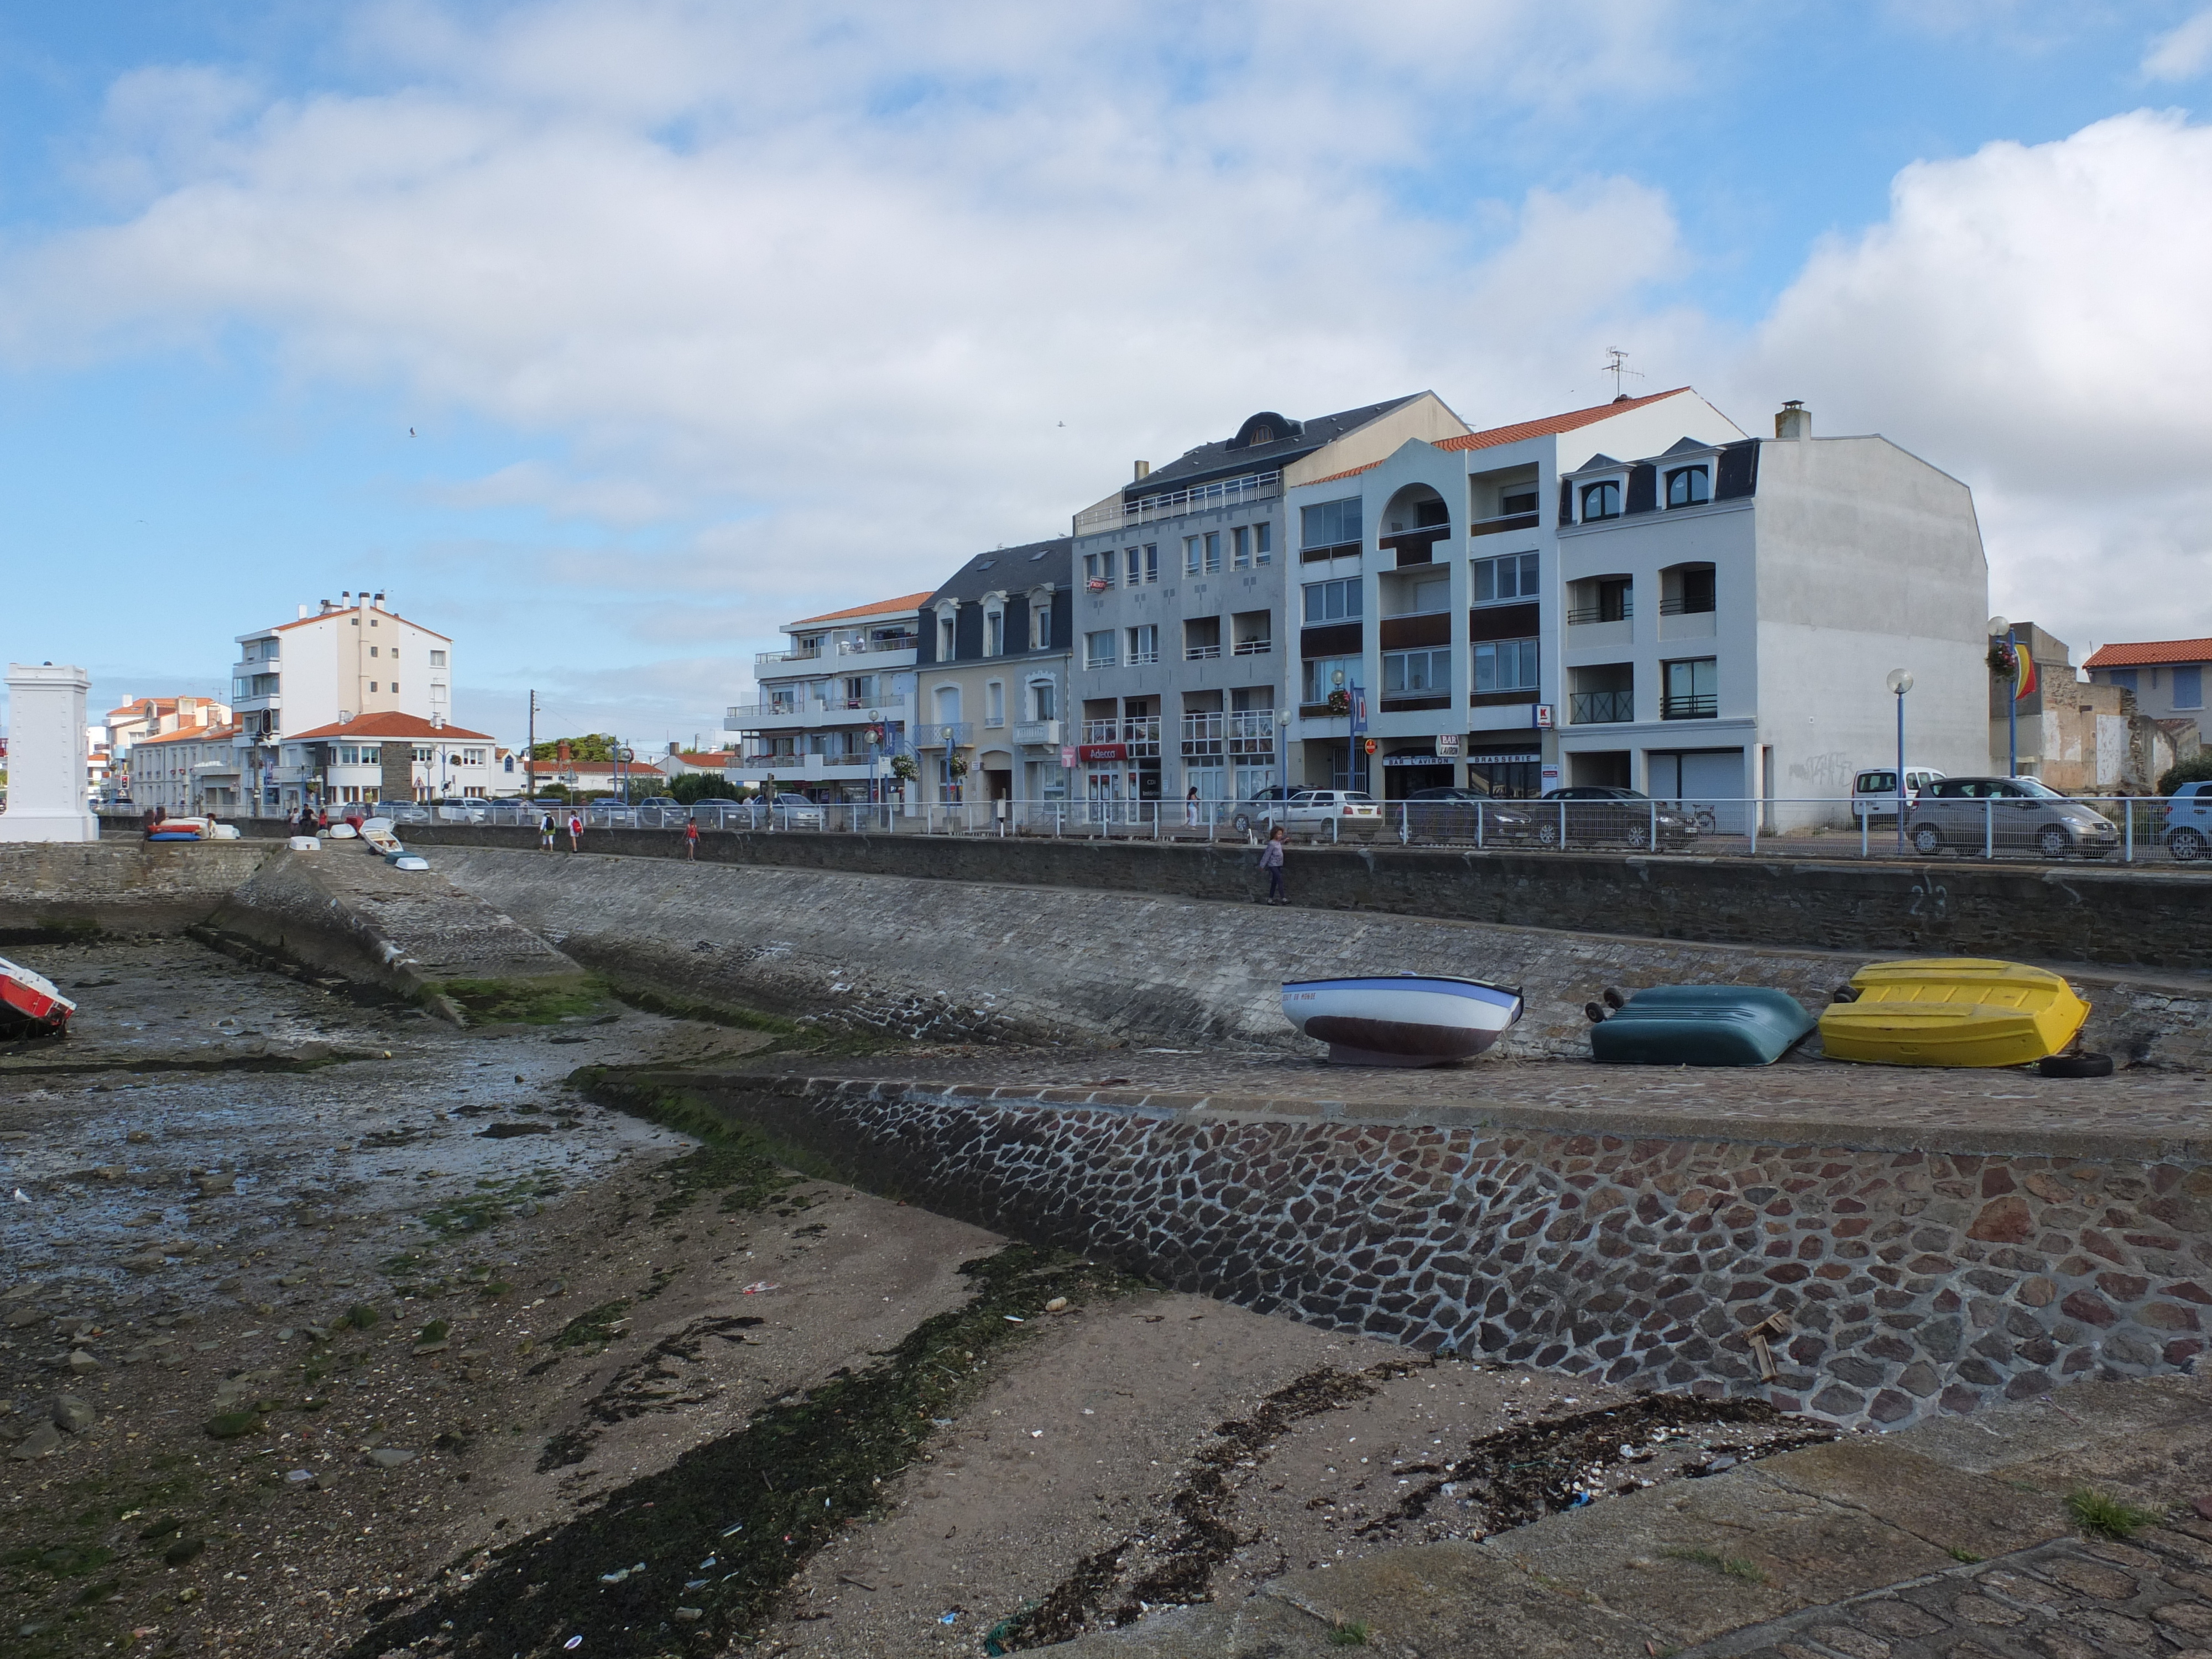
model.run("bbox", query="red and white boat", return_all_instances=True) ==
[0,956,75,1039]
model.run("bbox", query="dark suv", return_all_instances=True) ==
[1533,786,1700,851]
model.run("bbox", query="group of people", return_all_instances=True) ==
[284,804,333,834]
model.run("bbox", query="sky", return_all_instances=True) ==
[3,0,2210,751]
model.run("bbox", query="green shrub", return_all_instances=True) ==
[2157,754,2212,797]
[2067,1488,2158,1540]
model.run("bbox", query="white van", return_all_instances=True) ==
[1853,767,1944,821]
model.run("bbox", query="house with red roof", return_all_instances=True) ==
[279,711,502,806]
[2085,638,2211,747]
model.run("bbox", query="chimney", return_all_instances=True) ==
[556,740,571,764]
[1775,400,1812,441]
[431,713,444,730]
[1134,461,1151,481]
[298,604,311,619]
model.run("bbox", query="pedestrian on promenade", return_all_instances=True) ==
[567,810,583,852]
[539,810,556,851]
[1186,785,1200,829]
[684,815,700,859]
[1261,826,1287,904]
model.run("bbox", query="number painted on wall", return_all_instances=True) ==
[1907,879,1949,920]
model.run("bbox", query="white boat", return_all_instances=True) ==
[1280,973,1523,1067]
[0,955,76,1039]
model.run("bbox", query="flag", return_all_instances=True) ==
[2015,649,2037,703]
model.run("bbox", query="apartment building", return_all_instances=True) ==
[1068,394,1469,806]
[912,538,1074,806]
[131,722,244,815]
[105,695,232,792]
[230,592,454,813]
[1282,392,1991,822]
[2085,638,2212,747]
[279,712,501,805]
[727,593,927,802]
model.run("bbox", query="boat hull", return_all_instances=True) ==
[1818,958,2090,1068]
[1591,985,1815,1067]
[0,955,76,1039]
[1281,975,1522,1067]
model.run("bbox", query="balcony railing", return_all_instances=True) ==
[1658,597,1717,616]
[1569,689,1635,724]
[726,693,908,723]
[1073,470,1281,536]
[915,722,975,748]
[1232,637,1273,655]
[754,634,918,669]
[1185,643,1221,661]
[1012,720,1062,746]
[1079,718,1161,753]
[1468,510,1541,539]
[1661,693,1719,719]
[1565,600,1633,625]
[1126,647,1160,666]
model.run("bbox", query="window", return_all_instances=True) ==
[985,682,1005,726]
[939,615,956,659]
[985,610,1004,655]
[1232,526,1250,568]
[1030,680,1056,721]
[1254,523,1272,564]
[1124,547,1141,586]
[1665,466,1710,508]
[1384,649,1449,695]
[1302,578,1363,623]
[391,681,399,694]
[1474,638,1540,693]
[1500,488,1538,516]
[2108,668,2138,691]
[370,645,379,658]
[2174,666,2203,709]
[1086,630,1115,669]
[1084,552,1110,588]
[1301,497,1362,552]
[413,747,435,763]
[1406,575,1450,614]
[1580,481,1621,520]
[1126,624,1159,665]
[1301,657,1354,703]
[430,649,447,667]
[369,681,379,692]
[1183,535,1201,575]
[1662,656,1718,718]
[1472,551,1539,603]
[390,648,399,661]
[1142,543,1158,582]
[1204,531,1221,573]
[1663,564,1717,615]
[1030,602,1052,651]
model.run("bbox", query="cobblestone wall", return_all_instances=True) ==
[0,841,273,936]
[643,1074,2212,1431]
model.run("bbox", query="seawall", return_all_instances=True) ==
[399,822,2212,972]
[602,1069,2212,1432]
[0,841,274,938]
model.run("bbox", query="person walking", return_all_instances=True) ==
[1260,825,1288,904]
[684,815,700,859]
[538,809,556,851]
[566,810,583,852]
[1185,785,1200,829]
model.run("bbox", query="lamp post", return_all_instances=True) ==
[1886,669,1914,855]
[867,710,883,810]
[1332,669,1349,792]
[1988,615,2018,778]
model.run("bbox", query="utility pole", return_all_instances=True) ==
[526,691,538,800]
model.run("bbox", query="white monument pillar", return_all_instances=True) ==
[3,664,101,843]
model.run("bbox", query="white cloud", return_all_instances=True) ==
[2144,7,2212,80]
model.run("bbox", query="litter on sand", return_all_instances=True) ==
[565,1640,583,1651]
[741,1282,779,1295]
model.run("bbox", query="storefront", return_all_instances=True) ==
[1466,743,1543,799]
[1380,747,1452,799]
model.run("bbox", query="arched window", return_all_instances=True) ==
[1580,481,1621,521]
[1665,466,1710,508]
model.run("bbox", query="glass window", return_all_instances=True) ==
[1302,578,1363,623]
[1662,656,1718,717]
[1500,488,1538,516]
[1665,466,1710,508]
[1083,552,1109,587]
[938,616,956,658]
[429,649,446,667]
[1581,481,1621,520]
[1030,681,1056,720]
[1471,551,1539,603]
[1301,497,1362,551]
[1383,649,1450,694]
[1301,656,1354,703]
[1204,532,1221,573]
[1031,602,1051,650]
[1232,526,1250,568]
[985,611,1004,655]
[1183,535,1202,576]
[1143,543,1158,582]
[1473,638,1540,692]
[1085,630,1115,669]
[1124,547,1140,586]
[986,682,1005,725]
[1254,523,1272,564]
[1126,624,1159,665]
[2173,665,2203,709]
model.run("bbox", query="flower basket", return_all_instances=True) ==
[1325,688,1352,717]
[889,753,919,782]
[947,754,971,780]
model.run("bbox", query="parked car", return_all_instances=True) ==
[1260,789,1383,828]
[1400,786,1537,842]
[584,798,639,828]
[432,798,487,823]
[1230,786,1293,834]
[630,795,685,827]
[373,799,432,824]
[1851,766,1945,821]
[1905,776,2117,860]
[2166,780,2212,862]
[1533,787,1700,851]
[769,792,826,828]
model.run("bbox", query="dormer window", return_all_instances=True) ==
[1665,466,1710,508]
[985,609,1004,655]
[1581,481,1621,521]
[938,613,956,659]
[1249,425,1273,444]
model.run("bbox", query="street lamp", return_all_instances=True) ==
[1987,614,2018,778]
[1886,669,1914,854]
[1333,669,1349,792]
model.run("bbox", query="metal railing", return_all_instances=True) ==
[1185,643,1221,661]
[727,693,908,722]
[754,634,918,667]
[1660,694,1718,719]
[1073,469,1281,535]
[1569,690,1635,723]
[1233,637,1273,655]
[913,722,975,748]
[1565,602,1633,625]
[1658,597,1717,616]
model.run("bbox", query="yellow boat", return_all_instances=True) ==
[1818,958,2090,1068]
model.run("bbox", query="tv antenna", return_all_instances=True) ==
[1601,348,1643,401]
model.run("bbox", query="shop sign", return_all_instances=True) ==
[1077,742,1126,763]
[1533,704,1554,729]
[1435,733,1462,758]
[1383,752,1449,766]
[1060,745,1078,768]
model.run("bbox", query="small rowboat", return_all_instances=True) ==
[145,817,211,842]
[0,956,76,1039]
[1590,985,1815,1066]
[1818,958,2089,1068]
[1281,974,1522,1067]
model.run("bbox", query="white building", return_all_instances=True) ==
[132,721,246,816]
[727,593,926,801]
[280,713,500,805]
[105,695,232,796]
[1281,392,1990,821]
[230,592,454,813]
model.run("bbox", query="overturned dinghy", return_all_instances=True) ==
[1818,958,2090,1068]
[1281,974,1522,1067]
[1590,985,1815,1066]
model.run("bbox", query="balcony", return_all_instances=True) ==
[1232,635,1272,656]
[726,693,907,729]
[1013,719,1062,747]
[1661,694,1718,720]
[754,633,918,670]
[915,722,975,749]
[1126,647,1160,666]
[1073,470,1281,536]
[1080,718,1160,754]
[1185,643,1221,662]
[1570,690,1636,724]
[1468,510,1541,539]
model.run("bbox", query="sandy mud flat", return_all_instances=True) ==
[3,940,1836,1658]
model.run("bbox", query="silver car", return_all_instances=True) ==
[1905,776,2117,860]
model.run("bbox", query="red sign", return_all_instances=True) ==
[1363,738,1378,755]
[1077,743,1126,763]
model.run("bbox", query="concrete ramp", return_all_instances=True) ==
[206,843,582,1017]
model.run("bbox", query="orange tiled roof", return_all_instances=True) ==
[790,592,934,627]
[273,607,451,641]
[287,712,494,742]
[1434,387,1695,454]
[2084,638,2212,669]
[135,724,241,746]
[670,750,733,764]
[1304,459,1387,486]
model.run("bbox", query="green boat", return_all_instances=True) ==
[1588,985,1817,1067]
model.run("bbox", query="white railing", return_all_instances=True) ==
[1233,637,1273,655]
[754,634,919,669]
[726,693,907,722]
[1073,470,1282,536]
[1012,720,1062,746]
